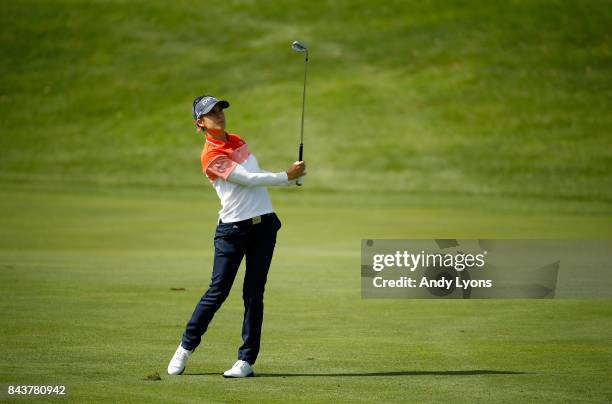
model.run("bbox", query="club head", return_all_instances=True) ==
[291,41,308,53]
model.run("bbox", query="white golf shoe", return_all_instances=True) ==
[223,360,254,378]
[167,344,193,375]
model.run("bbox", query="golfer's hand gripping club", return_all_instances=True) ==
[286,160,306,182]
[296,143,304,185]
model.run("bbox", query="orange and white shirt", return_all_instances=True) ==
[201,132,294,222]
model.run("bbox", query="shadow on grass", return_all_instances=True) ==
[188,370,525,377]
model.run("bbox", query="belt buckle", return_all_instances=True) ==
[252,216,262,224]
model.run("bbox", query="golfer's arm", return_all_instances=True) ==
[227,164,291,187]
[260,168,298,186]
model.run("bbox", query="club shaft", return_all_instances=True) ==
[296,49,307,186]
[299,53,308,148]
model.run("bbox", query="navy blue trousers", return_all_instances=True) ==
[181,213,281,365]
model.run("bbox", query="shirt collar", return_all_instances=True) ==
[205,132,229,146]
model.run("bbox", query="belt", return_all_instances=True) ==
[219,212,275,226]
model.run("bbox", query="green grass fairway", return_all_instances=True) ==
[1,185,611,402]
[1,0,611,402]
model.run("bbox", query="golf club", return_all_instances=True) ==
[291,40,308,186]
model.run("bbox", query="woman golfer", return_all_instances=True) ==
[167,95,306,378]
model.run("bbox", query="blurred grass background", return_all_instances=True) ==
[1,0,610,203]
[1,0,611,402]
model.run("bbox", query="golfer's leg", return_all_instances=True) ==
[182,230,245,351]
[238,219,279,364]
